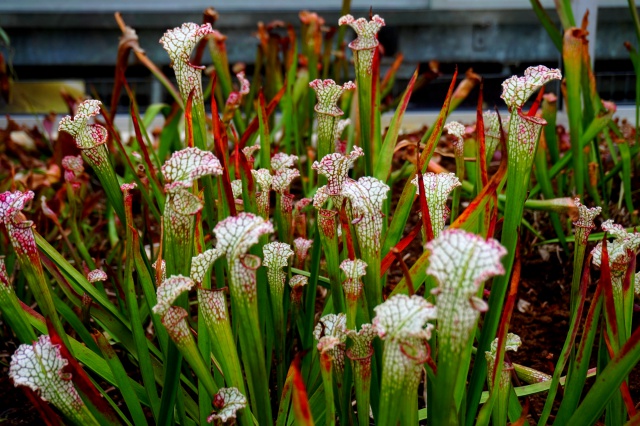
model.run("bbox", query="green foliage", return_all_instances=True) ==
[1,2,639,425]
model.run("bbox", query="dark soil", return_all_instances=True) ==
[511,241,640,424]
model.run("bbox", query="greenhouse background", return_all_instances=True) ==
[0,0,635,114]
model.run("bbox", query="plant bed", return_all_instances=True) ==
[1,2,640,426]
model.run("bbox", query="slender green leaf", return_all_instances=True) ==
[568,320,640,424]
[94,331,148,426]
[374,67,418,181]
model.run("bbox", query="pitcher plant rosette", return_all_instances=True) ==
[4,5,640,426]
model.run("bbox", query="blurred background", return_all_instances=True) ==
[0,0,636,114]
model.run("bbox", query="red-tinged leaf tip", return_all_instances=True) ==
[418,68,458,171]
[291,355,315,426]
[239,85,285,149]
[598,235,620,338]
[450,129,508,231]
[489,247,521,385]
[210,93,238,217]
[380,222,421,275]
[526,84,545,117]
[381,54,406,91]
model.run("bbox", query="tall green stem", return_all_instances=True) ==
[339,14,385,175]
[467,65,562,422]
[318,209,345,313]
[347,324,376,426]
[319,349,336,426]
[228,255,273,425]
[264,242,294,389]
[162,306,218,398]
[214,213,274,425]
[198,288,253,426]
[355,67,373,174]
[122,184,160,417]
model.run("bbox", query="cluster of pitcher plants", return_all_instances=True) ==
[1,0,640,425]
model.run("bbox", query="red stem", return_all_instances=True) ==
[238,85,286,149]
[210,74,238,216]
[380,221,421,275]
[391,248,414,296]
[416,137,434,241]
[185,88,195,148]
[527,86,545,117]
[339,200,356,260]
